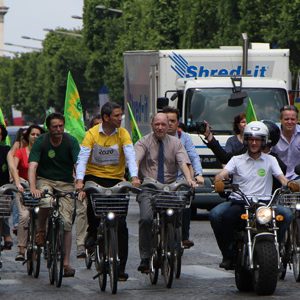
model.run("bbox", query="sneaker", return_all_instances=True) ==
[182,239,194,249]
[3,241,13,250]
[118,271,129,281]
[137,258,150,273]
[63,265,75,277]
[15,252,25,262]
[77,246,86,259]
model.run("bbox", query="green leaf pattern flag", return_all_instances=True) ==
[0,107,10,146]
[64,71,85,143]
[126,101,142,144]
[246,97,258,123]
[43,106,55,131]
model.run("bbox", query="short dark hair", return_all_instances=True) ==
[233,112,246,134]
[46,112,65,129]
[162,106,180,121]
[101,102,121,119]
[23,124,44,143]
[89,114,102,129]
[0,124,8,142]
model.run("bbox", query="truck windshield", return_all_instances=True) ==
[185,88,287,134]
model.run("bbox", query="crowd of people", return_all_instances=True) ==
[0,102,300,285]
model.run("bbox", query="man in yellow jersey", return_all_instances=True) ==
[75,101,140,281]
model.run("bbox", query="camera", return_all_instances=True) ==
[196,122,207,134]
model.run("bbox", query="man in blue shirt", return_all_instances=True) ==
[163,106,204,248]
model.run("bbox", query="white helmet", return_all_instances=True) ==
[243,121,269,147]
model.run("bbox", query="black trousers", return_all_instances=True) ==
[84,175,129,271]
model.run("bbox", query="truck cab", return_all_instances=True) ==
[177,76,289,212]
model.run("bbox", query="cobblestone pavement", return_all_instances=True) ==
[1,200,300,299]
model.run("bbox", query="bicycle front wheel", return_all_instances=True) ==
[162,222,175,288]
[108,227,118,294]
[95,241,107,292]
[29,214,41,278]
[54,220,64,288]
[26,221,33,276]
[174,225,183,279]
[292,219,300,282]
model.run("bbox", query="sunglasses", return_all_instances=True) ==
[280,105,299,113]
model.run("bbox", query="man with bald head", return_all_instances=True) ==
[134,113,195,273]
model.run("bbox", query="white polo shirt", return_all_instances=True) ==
[225,152,283,201]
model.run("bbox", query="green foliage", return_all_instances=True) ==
[1,0,300,123]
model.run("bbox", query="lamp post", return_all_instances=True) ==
[43,28,83,38]
[4,42,42,51]
[71,15,83,20]
[21,35,43,42]
[95,5,123,16]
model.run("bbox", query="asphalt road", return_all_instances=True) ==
[1,199,300,299]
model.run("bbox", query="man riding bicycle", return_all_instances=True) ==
[75,101,140,282]
[134,113,196,273]
[28,112,80,277]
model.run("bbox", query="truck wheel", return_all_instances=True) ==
[253,241,278,295]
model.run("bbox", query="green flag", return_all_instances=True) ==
[64,71,85,143]
[43,106,55,131]
[246,97,257,123]
[126,101,142,144]
[0,107,10,146]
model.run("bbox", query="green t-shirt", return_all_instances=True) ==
[29,133,80,183]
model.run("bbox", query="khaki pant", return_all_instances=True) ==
[16,194,29,248]
[75,198,88,247]
[36,177,75,232]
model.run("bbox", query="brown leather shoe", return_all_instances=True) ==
[182,239,194,249]
[63,265,75,277]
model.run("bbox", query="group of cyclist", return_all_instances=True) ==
[1,101,300,287]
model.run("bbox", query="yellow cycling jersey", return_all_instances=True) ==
[82,125,132,179]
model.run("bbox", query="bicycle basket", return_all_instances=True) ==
[278,193,300,208]
[152,190,190,211]
[0,195,12,218]
[22,192,40,207]
[90,193,130,217]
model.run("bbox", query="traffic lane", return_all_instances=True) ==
[1,199,300,299]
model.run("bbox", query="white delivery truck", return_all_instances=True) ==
[124,42,290,212]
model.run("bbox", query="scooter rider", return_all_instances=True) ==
[214,121,299,269]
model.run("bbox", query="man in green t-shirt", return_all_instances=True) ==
[28,112,80,277]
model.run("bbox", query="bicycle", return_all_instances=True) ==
[43,190,77,288]
[0,184,17,279]
[84,181,133,294]
[139,178,192,288]
[278,192,300,282]
[21,190,41,278]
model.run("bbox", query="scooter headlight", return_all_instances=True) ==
[34,207,40,214]
[256,206,272,224]
[296,203,300,211]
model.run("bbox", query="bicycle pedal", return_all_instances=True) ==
[93,272,101,280]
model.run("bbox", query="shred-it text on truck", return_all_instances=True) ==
[124,38,290,214]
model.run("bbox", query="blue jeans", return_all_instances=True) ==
[209,201,231,258]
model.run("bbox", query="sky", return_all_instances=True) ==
[3,0,84,54]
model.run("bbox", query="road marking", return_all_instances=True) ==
[182,265,234,279]
[0,279,22,285]
[72,284,95,294]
